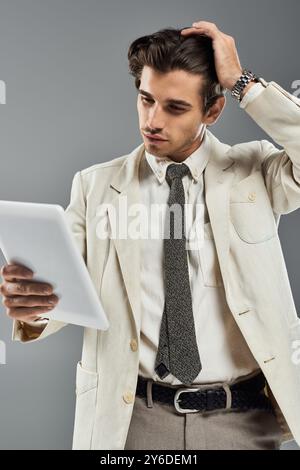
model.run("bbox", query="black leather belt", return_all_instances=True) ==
[136,372,274,414]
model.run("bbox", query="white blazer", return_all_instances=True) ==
[13,77,300,449]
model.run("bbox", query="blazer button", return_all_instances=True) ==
[130,339,138,352]
[248,192,256,202]
[123,391,134,404]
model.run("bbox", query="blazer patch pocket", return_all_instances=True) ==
[73,362,98,449]
[75,361,98,395]
[229,172,277,244]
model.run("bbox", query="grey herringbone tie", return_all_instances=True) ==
[154,163,202,385]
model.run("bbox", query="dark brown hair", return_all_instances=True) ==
[127,27,225,114]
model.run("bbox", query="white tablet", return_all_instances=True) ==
[0,200,109,331]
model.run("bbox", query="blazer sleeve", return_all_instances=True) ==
[243,78,300,215]
[11,170,87,343]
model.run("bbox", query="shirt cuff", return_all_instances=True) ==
[23,317,49,327]
[239,82,265,109]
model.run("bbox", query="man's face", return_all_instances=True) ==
[137,66,210,162]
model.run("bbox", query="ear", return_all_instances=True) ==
[202,95,226,126]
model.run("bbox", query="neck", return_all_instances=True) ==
[166,126,206,163]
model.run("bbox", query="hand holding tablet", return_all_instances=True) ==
[0,200,109,330]
[0,262,59,324]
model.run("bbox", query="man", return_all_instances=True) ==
[1,21,300,450]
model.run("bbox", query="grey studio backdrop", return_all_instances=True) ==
[0,0,299,450]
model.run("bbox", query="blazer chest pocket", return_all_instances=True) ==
[229,171,277,244]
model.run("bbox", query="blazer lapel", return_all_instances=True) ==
[204,131,236,287]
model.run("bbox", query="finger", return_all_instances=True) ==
[185,21,220,38]
[3,294,59,308]
[7,305,54,320]
[181,28,194,34]
[27,316,49,322]
[1,264,34,281]
[181,26,214,39]
[181,28,207,37]
[181,26,201,33]
[0,280,53,297]
[192,21,219,30]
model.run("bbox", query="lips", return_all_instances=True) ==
[144,134,167,141]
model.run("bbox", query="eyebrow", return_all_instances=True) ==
[138,89,193,108]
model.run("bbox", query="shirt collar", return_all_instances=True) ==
[144,129,210,184]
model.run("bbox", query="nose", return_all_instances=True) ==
[146,105,165,130]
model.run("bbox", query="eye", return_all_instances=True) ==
[141,97,153,104]
[140,96,184,112]
[169,105,185,112]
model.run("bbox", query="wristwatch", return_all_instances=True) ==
[231,69,260,102]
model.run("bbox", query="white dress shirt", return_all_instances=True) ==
[138,84,265,385]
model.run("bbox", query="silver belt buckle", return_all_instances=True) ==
[174,383,233,414]
[174,387,202,414]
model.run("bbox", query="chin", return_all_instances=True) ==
[145,141,169,154]
[145,145,165,157]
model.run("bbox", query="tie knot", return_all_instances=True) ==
[166,163,190,186]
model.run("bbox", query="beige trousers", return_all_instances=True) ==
[124,374,283,450]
